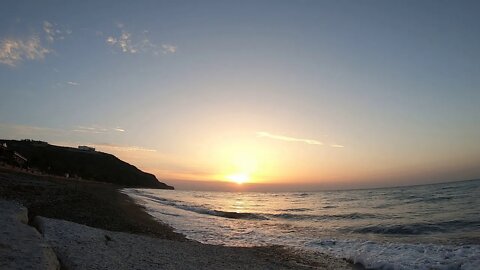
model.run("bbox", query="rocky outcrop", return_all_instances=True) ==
[0,200,59,270]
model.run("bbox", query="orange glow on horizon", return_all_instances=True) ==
[226,173,250,184]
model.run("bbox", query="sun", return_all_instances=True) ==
[226,173,250,184]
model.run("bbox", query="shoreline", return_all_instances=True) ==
[0,166,355,269]
[0,166,184,240]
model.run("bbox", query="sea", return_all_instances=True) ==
[123,179,480,270]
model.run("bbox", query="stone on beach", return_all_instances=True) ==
[35,216,328,270]
[0,200,60,270]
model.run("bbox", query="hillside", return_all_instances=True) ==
[0,140,173,189]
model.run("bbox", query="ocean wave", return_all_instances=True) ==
[349,219,480,235]
[307,239,480,270]
[271,212,379,221]
[402,195,454,205]
[213,211,267,220]
[293,192,311,197]
[135,192,380,221]
[276,208,311,212]
[137,193,268,220]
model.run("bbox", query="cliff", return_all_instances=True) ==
[0,140,173,189]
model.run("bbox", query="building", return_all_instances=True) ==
[78,146,95,152]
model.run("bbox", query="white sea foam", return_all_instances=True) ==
[306,239,480,270]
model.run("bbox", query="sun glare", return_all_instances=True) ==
[226,173,250,184]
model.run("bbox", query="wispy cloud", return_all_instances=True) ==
[330,144,345,148]
[0,123,64,134]
[1,123,127,138]
[257,131,323,145]
[72,125,126,134]
[106,31,136,53]
[43,21,55,42]
[0,21,70,67]
[43,21,71,43]
[161,44,177,54]
[67,81,79,86]
[0,36,51,66]
[92,143,156,152]
[106,23,176,55]
[0,123,70,141]
[72,126,108,134]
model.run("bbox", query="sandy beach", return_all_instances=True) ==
[0,166,354,269]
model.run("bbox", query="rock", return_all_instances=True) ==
[0,200,60,270]
[34,217,317,270]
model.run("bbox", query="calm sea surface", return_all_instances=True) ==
[124,179,480,269]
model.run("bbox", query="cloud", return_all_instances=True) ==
[0,123,129,148]
[257,131,323,145]
[72,125,126,134]
[43,21,55,42]
[0,123,70,141]
[331,144,345,148]
[43,21,71,43]
[0,36,51,66]
[106,31,136,53]
[106,23,176,55]
[106,32,133,53]
[92,143,156,152]
[161,44,177,54]
[0,123,64,134]
[0,21,70,67]
[106,36,117,45]
[72,126,108,134]
[67,81,79,86]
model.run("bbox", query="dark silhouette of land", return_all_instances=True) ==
[0,139,173,189]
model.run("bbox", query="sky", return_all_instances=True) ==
[1,0,480,190]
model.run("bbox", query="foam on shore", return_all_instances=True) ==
[307,239,480,270]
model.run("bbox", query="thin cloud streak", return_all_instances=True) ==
[331,144,345,148]
[72,126,108,134]
[93,143,157,152]
[71,125,126,134]
[67,81,79,86]
[1,123,127,138]
[257,131,323,145]
[0,123,64,134]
